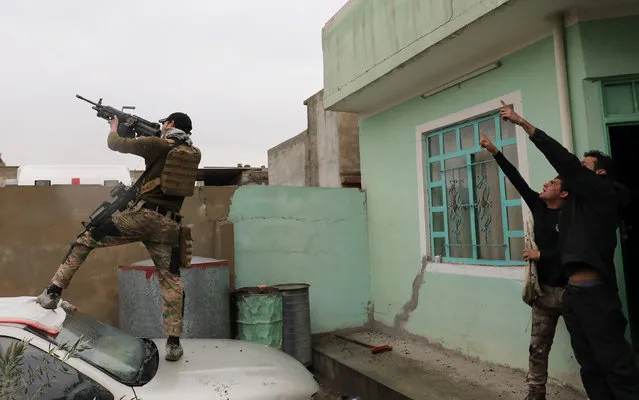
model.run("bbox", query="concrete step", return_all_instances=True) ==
[312,330,585,400]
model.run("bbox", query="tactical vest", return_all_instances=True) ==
[142,140,201,197]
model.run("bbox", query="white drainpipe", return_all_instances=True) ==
[553,14,574,152]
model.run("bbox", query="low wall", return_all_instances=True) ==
[1,185,372,335]
[229,186,371,333]
[0,186,236,326]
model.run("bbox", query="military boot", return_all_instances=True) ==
[165,337,183,361]
[35,285,62,309]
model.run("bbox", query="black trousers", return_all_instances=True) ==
[563,283,639,399]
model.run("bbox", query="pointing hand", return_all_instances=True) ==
[499,100,523,125]
[479,131,498,155]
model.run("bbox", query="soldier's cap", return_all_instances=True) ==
[159,112,192,133]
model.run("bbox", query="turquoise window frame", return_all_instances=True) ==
[425,113,525,266]
[600,77,639,125]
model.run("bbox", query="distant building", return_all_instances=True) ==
[268,90,361,188]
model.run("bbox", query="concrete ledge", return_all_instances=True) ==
[312,330,585,400]
[313,348,410,400]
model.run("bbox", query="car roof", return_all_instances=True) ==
[0,296,67,335]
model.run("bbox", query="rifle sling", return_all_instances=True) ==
[64,140,183,264]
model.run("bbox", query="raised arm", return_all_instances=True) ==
[498,100,606,195]
[106,116,169,161]
[479,133,541,210]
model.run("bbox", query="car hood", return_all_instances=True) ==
[134,339,318,400]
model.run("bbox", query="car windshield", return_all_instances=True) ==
[32,310,158,386]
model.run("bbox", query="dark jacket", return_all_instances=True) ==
[492,151,564,287]
[529,129,631,287]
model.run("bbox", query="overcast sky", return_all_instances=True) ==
[0,0,346,170]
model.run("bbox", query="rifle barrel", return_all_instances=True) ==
[76,94,98,106]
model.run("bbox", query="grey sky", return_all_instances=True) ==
[0,0,345,170]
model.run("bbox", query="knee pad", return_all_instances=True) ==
[91,219,122,241]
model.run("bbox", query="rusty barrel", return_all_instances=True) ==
[272,283,312,367]
[118,256,231,339]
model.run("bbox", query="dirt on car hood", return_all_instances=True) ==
[133,338,318,400]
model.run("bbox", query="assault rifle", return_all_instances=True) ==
[76,94,161,138]
[59,178,145,263]
[82,181,140,231]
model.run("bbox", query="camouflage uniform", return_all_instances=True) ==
[526,285,564,398]
[40,125,195,342]
[51,203,184,337]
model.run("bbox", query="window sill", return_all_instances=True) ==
[426,261,525,280]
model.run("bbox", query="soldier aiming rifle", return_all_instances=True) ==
[37,95,201,362]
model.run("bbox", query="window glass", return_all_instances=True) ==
[428,135,440,157]
[472,150,504,260]
[507,206,524,231]
[502,144,521,200]
[431,186,443,207]
[478,118,496,142]
[444,156,472,258]
[429,162,441,182]
[432,211,445,232]
[0,336,114,400]
[424,112,524,265]
[604,83,634,116]
[29,310,158,386]
[509,237,525,261]
[460,125,475,150]
[500,118,516,140]
[442,130,457,154]
[433,237,446,257]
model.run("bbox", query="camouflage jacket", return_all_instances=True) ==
[107,131,184,212]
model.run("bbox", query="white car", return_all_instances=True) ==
[0,297,320,399]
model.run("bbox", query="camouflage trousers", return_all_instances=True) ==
[51,203,184,337]
[526,285,565,394]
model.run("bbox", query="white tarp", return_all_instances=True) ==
[0,296,66,335]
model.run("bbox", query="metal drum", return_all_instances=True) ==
[119,256,230,339]
[272,283,312,367]
[234,286,283,349]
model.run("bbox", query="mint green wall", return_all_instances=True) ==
[580,16,639,80]
[359,36,583,387]
[566,15,639,158]
[228,186,371,334]
[321,0,511,108]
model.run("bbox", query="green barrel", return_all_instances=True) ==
[234,286,283,348]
